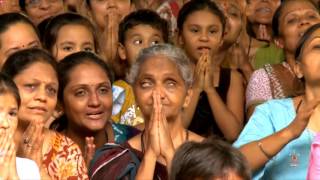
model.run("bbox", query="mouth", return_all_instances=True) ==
[256,7,272,14]
[28,106,47,114]
[86,110,105,120]
[197,46,211,52]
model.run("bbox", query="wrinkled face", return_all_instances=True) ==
[179,10,223,63]
[13,62,58,123]
[296,28,320,86]
[0,23,40,68]
[278,1,320,54]
[215,0,242,46]
[246,0,280,24]
[25,0,65,25]
[133,56,191,122]
[89,0,132,30]
[63,62,112,133]
[0,93,18,136]
[0,0,20,14]
[119,25,164,65]
[52,24,95,61]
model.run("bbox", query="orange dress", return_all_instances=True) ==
[42,131,88,180]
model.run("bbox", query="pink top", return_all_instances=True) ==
[307,133,320,180]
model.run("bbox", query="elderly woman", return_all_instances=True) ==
[89,44,204,179]
[234,23,320,180]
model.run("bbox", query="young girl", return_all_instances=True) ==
[178,0,244,141]
[0,73,40,180]
[43,13,99,61]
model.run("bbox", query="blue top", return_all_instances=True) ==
[111,122,140,144]
[234,98,315,180]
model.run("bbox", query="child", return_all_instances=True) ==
[178,0,244,140]
[171,138,251,180]
[0,72,40,179]
[112,9,169,126]
[43,13,99,61]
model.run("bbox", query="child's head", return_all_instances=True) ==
[170,138,251,180]
[177,0,225,63]
[118,9,169,66]
[43,13,99,61]
[0,72,20,131]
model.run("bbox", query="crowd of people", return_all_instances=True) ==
[1,0,320,179]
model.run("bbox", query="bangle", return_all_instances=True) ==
[257,141,272,159]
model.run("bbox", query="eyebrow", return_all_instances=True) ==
[283,8,315,20]
[4,40,40,55]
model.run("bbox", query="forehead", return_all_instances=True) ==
[138,56,180,75]
[184,10,223,26]
[67,62,109,81]
[57,24,94,40]
[16,62,57,80]
[281,1,316,18]
[0,93,18,108]
[126,24,163,37]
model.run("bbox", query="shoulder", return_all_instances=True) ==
[16,157,41,180]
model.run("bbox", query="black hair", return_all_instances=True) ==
[0,72,21,107]
[0,13,39,48]
[177,0,225,34]
[295,23,320,61]
[118,9,169,44]
[272,0,318,37]
[50,51,114,131]
[170,138,251,180]
[42,13,100,54]
[1,48,58,79]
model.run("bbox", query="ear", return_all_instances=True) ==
[182,88,193,109]
[274,37,285,49]
[293,61,304,79]
[118,43,127,62]
[178,32,184,47]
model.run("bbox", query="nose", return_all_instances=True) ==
[34,87,47,103]
[88,92,101,107]
[0,114,10,129]
[38,0,50,10]
[106,0,116,9]
[300,17,311,27]
[199,31,209,42]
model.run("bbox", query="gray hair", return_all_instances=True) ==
[127,44,193,88]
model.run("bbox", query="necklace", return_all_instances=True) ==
[140,129,189,154]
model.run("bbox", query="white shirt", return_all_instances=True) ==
[16,157,40,180]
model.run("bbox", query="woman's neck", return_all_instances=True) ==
[285,53,296,71]
[64,126,110,154]
[304,86,320,102]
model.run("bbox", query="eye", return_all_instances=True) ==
[62,46,73,52]
[140,80,153,89]
[190,27,199,33]
[312,44,320,50]
[98,86,111,95]
[46,86,57,96]
[209,29,219,34]
[166,80,177,88]
[286,17,298,24]
[83,46,94,52]
[150,40,160,46]
[24,84,36,91]
[8,109,17,117]
[75,89,87,97]
[133,39,142,45]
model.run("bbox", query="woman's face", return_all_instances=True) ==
[296,28,320,86]
[133,56,191,121]
[0,93,18,135]
[13,62,58,123]
[0,0,20,14]
[246,0,280,24]
[278,1,320,54]
[89,0,132,30]
[180,10,223,63]
[0,22,40,68]
[52,24,95,61]
[62,62,112,132]
[24,0,65,25]
[215,0,242,46]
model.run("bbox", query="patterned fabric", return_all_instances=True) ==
[43,131,88,180]
[111,80,143,126]
[156,0,180,39]
[246,62,303,110]
[111,122,141,144]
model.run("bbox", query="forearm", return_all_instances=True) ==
[182,88,201,128]
[136,150,157,180]
[206,89,243,141]
[239,127,295,171]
